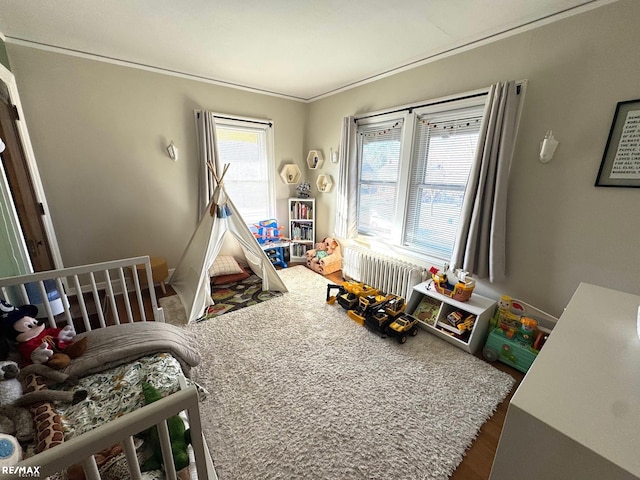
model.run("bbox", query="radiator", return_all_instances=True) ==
[342,246,426,301]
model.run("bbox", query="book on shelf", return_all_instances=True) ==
[411,296,440,326]
[292,201,313,220]
[291,223,313,241]
[291,243,310,257]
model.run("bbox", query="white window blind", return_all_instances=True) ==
[215,120,274,224]
[352,92,490,262]
[356,119,404,238]
[404,108,483,259]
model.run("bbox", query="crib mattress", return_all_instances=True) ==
[43,352,206,479]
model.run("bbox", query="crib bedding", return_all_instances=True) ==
[61,321,202,379]
[45,353,207,479]
[56,352,203,437]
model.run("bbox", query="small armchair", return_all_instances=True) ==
[306,237,342,275]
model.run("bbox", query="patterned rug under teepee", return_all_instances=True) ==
[198,274,284,321]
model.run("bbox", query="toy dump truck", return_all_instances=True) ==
[347,293,392,326]
[326,281,379,310]
[363,294,405,334]
[364,295,406,332]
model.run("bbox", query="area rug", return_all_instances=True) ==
[199,274,284,321]
[158,295,187,326]
[188,266,516,480]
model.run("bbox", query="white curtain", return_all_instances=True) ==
[334,116,358,240]
[451,81,520,283]
[194,111,221,219]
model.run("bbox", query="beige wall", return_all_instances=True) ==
[6,46,307,268]
[0,37,9,70]
[306,0,640,316]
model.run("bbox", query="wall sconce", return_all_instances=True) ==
[0,137,5,153]
[539,130,559,163]
[167,141,179,161]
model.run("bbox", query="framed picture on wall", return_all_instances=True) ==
[595,98,640,187]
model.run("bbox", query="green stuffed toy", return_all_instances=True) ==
[141,381,191,472]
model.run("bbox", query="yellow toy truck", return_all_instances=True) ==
[387,313,419,344]
[326,281,379,310]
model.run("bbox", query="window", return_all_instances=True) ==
[357,119,403,237]
[356,95,486,261]
[214,117,275,224]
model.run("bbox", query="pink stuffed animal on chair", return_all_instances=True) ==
[306,237,342,275]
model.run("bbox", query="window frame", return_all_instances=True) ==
[355,113,411,241]
[212,114,276,224]
[354,92,490,263]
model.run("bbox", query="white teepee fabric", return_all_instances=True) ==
[170,192,288,324]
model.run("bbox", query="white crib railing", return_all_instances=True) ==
[0,256,164,332]
[11,385,213,480]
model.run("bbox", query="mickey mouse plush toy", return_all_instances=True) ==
[0,299,87,369]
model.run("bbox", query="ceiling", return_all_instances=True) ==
[0,0,614,102]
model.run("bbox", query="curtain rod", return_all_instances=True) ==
[213,114,273,128]
[354,84,521,123]
[354,91,488,123]
[195,111,272,127]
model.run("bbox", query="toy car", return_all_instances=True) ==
[387,313,419,344]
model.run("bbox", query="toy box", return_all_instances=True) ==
[482,296,557,373]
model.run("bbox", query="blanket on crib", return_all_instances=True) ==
[61,322,201,378]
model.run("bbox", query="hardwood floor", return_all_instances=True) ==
[323,268,524,480]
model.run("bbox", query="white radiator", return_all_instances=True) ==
[342,246,426,301]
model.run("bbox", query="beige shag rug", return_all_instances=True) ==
[187,266,515,480]
[158,295,187,326]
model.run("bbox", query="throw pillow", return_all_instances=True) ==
[213,266,251,285]
[208,255,243,277]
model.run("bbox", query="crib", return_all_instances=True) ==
[0,256,216,480]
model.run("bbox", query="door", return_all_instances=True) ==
[0,83,55,271]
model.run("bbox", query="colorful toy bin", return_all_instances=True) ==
[482,296,557,373]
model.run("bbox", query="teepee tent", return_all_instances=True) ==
[170,164,288,323]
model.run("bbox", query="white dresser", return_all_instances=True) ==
[490,283,640,480]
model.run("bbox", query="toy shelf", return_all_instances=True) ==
[407,280,496,354]
[288,198,315,262]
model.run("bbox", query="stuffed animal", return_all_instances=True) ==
[0,360,87,442]
[312,237,338,262]
[0,299,87,369]
[141,381,191,473]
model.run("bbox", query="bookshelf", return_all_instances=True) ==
[288,198,315,261]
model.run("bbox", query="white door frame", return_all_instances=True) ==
[0,60,63,271]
